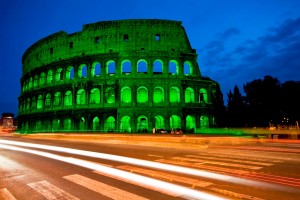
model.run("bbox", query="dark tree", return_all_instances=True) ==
[280,81,300,125]
[243,75,281,127]
[211,83,226,127]
[227,85,246,127]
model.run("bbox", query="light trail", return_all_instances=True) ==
[0,139,278,188]
[0,143,226,200]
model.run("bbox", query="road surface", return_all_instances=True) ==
[1,134,300,200]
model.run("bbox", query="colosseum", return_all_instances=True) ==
[18,19,220,133]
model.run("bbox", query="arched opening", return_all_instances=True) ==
[92,117,100,131]
[43,120,51,132]
[55,68,63,81]
[153,59,163,74]
[40,72,45,85]
[186,115,196,133]
[170,87,180,103]
[36,120,42,131]
[105,87,115,104]
[170,115,181,129]
[34,75,39,88]
[184,61,193,76]
[199,88,208,103]
[78,64,87,78]
[31,97,36,110]
[168,60,179,75]
[66,66,74,80]
[76,89,86,105]
[153,87,164,104]
[121,87,131,103]
[26,98,31,110]
[63,118,72,131]
[121,59,132,74]
[185,87,195,103]
[37,95,43,109]
[52,119,60,131]
[64,91,72,106]
[137,86,148,103]
[45,93,51,107]
[104,116,115,132]
[137,59,147,74]
[137,116,148,133]
[90,88,100,104]
[200,116,209,128]
[54,92,61,106]
[106,60,116,75]
[120,116,131,133]
[29,77,33,89]
[79,117,85,131]
[155,115,165,129]
[47,70,53,84]
[91,62,101,77]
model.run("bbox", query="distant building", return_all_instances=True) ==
[1,113,15,129]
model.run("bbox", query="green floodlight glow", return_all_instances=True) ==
[18,19,220,133]
[40,72,45,85]
[76,89,86,105]
[200,88,208,103]
[170,115,181,129]
[121,87,131,103]
[47,70,53,84]
[92,117,100,131]
[155,115,165,129]
[105,87,115,104]
[170,87,180,103]
[186,115,196,132]
[90,88,100,104]
[137,86,148,103]
[185,87,195,103]
[120,116,131,132]
[54,92,61,106]
[64,91,73,106]
[105,116,115,131]
[153,87,164,103]
[200,116,209,128]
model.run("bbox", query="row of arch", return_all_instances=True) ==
[22,59,195,92]
[21,115,210,133]
[19,86,208,111]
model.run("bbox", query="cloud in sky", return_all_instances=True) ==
[199,17,300,100]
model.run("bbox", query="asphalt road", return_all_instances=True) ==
[1,134,300,200]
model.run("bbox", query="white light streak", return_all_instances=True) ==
[0,143,226,200]
[0,139,274,188]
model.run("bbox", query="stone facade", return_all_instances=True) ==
[18,19,219,133]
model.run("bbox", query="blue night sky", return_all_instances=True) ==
[1,0,300,116]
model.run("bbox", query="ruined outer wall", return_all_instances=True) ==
[18,19,218,133]
[22,20,194,74]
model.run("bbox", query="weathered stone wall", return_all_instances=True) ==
[18,19,218,133]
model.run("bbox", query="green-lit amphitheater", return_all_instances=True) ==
[18,19,220,133]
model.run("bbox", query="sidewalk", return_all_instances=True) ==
[10,133,300,149]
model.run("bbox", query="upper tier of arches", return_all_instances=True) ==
[21,59,198,92]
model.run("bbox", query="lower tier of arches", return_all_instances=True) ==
[17,108,215,134]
